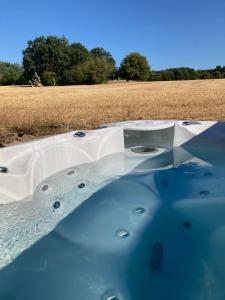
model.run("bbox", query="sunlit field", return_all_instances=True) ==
[0,79,225,145]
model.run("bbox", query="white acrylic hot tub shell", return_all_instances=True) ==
[0,120,218,204]
[0,127,124,203]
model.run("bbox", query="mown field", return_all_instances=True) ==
[0,79,225,145]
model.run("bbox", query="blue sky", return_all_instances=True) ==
[0,0,224,70]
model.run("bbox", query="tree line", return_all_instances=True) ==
[0,35,225,86]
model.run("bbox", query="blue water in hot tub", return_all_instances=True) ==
[1,141,225,299]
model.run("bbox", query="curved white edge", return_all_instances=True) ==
[0,127,124,203]
[100,120,176,130]
[0,120,222,204]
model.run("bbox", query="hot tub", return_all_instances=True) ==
[0,120,225,300]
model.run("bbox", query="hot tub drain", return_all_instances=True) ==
[131,146,158,154]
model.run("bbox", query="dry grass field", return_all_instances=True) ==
[0,79,225,145]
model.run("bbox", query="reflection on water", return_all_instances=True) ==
[1,133,225,299]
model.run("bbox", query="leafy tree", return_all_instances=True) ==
[90,47,116,79]
[119,52,150,81]
[147,66,224,82]
[173,69,186,80]
[165,68,196,81]
[0,62,24,85]
[41,71,57,86]
[17,35,225,85]
[149,71,162,81]
[161,70,175,81]
[188,68,197,80]
[148,69,163,81]
[23,36,46,79]
[215,65,222,72]
[87,57,115,83]
[90,47,115,65]
[197,71,213,79]
[70,43,90,65]
[23,36,71,80]
[214,70,223,79]
[222,66,225,78]
[60,63,89,85]
[60,69,75,85]
[61,56,113,85]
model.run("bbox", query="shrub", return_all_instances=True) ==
[41,71,57,86]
